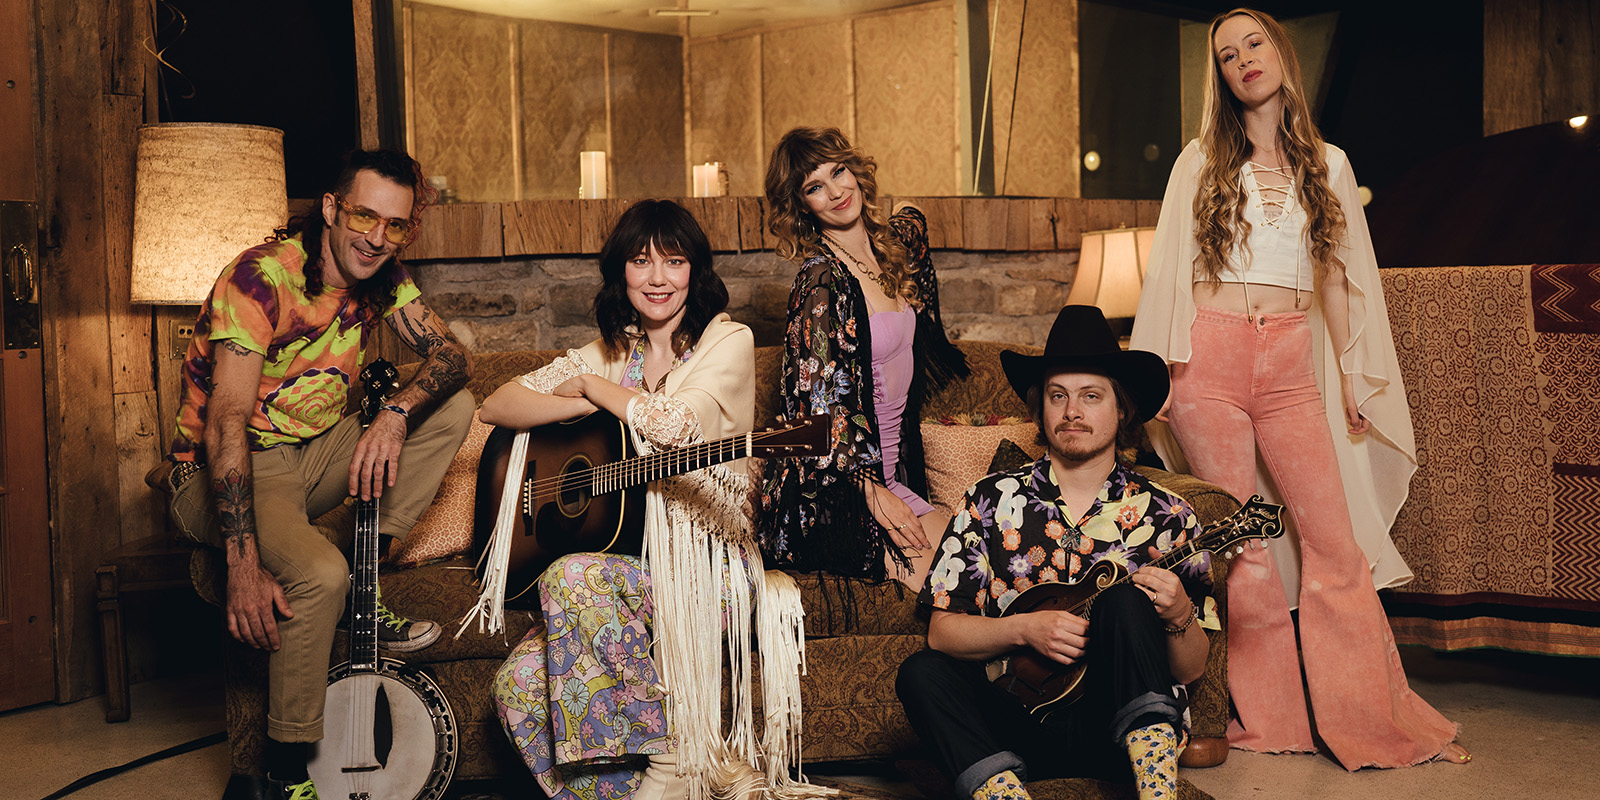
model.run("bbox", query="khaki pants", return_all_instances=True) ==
[170,390,473,742]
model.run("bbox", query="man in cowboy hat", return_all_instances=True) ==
[895,305,1212,800]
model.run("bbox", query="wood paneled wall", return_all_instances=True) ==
[37,0,163,700]
[988,0,1079,197]
[406,4,516,202]
[1484,0,1600,136]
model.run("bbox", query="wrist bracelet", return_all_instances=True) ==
[380,404,409,419]
[1165,603,1199,635]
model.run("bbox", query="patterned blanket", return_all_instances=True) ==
[1381,264,1600,656]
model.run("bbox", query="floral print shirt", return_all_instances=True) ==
[923,458,1212,618]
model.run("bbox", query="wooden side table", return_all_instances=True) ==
[95,534,199,722]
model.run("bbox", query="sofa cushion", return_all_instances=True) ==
[387,410,494,567]
[920,421,1046,515]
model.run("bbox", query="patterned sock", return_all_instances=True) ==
[1123,722,1178,800]
[972,769,1031,800]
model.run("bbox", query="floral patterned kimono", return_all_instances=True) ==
[492,316,812,800]
[758,207,968,581]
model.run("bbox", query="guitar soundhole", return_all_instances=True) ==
[558,455,592,517]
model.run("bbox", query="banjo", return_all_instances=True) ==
[307,360,458,799]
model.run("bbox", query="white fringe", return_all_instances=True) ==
[454,429,529,639]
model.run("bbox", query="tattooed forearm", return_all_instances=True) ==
[221,340,254,357]
[214,467,256,560]
[394,304,450,358]
[416,344,471,399]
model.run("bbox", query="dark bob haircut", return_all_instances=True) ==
[593,199,729,359]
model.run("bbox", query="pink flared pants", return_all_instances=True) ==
[1166,307,1456,770]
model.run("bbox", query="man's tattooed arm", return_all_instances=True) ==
[383,299,475,418]
[214,468,255,560]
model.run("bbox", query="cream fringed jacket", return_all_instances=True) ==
[483,315,817,800]
[1130,140,1419,598]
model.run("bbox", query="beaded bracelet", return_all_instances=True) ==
[380,404,409,419]
[1165,603,1200,635]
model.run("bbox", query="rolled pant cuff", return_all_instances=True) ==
[1108,691,1180,744]
[268,714,324,743]
[955,751,1027,798]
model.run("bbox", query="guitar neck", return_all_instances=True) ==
[589,430,757,493]
[349,498,380,671]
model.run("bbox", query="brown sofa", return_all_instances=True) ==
[194,340,1238,797]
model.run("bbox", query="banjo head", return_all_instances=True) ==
[307,660,457,800]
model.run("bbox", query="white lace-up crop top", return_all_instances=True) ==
[1221,162,1316,293]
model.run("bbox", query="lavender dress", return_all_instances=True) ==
[870,307,935,516]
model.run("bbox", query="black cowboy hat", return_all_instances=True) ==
[1000,305,1170,425]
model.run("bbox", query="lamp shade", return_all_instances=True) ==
[1064,226,1156,320]
[130,123,287,304]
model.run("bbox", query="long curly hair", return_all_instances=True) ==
[763,127,921,308]
[592,199,728,360]
[1194,8,1345,286]
[269,149,436,320]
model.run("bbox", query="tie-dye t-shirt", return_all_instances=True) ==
[170,235,420,461]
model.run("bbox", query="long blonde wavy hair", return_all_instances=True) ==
[763,127,921,308]
[1195,8,1345,286]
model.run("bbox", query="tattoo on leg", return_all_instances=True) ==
[214,468,256,559]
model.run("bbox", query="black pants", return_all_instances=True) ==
[895,584,1183,797]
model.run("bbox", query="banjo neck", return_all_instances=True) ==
[348,496,381,672]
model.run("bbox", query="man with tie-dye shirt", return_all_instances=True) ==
[160,149,474,800]
[896,307,1212,800]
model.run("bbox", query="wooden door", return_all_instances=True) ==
[0,0,54,711]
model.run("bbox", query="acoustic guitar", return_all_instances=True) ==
[989,495,1284,719]
[473,412,828,602]
[307,359,458,800]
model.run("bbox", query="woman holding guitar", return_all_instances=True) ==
[484,201,811,800]
[757,127,968,591]
[1131,7,1466,768]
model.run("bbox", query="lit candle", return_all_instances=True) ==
[693,163,719,198]
[580,151,607,199]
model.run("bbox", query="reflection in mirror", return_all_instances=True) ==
[393,0,1087,202]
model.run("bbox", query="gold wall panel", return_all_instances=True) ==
[762,21,855,156]
[989,0,1078,198]
[689,36,764,197]
[519,21,608,200]
[609,32,686,198]
[409,5,515,202]
[853,3,959,196]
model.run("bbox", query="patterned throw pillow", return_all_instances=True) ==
[920,421,1045,515]
[386,409,494,567]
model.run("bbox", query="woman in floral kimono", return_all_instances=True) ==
[1130,7,1467,770]
[757,127,968,590]
[484,200,813,800]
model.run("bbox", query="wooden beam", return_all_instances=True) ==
[961,198,1008,251]
[353,0,381,149]
[1055,197,1084,250]
[405,202,503,260]
[114,390,163,546]
[504,200,581,256]
[697,197,740,252]
[103,93,151,396]
[580,199,634,254]
[1483,0,1541,136]
[736,196,765,252]
[41,0,124,702]
[1027,198,1058,250]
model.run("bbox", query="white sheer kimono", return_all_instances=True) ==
[1131,139,1418,600]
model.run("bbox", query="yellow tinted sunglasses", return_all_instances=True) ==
[335,196,415,245]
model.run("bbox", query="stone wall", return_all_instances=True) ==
[411,247,1082,355]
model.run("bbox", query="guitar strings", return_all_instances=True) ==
[518,426,810,501]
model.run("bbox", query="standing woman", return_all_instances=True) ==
[1131,8,1469,769]
[483,200,810,800]
[757,127,968,590]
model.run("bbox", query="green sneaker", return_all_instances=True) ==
[276,777,319,800]
[374,587,441,653]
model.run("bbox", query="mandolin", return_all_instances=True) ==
[473,412,829,603]
[989,495,1284,719]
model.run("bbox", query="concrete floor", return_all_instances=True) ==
[2,647,1595,800]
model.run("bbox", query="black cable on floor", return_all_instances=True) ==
[39,730,226,800]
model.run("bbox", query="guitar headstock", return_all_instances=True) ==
[358,358,401,427]
[747,414,831,458]
[1195,495,1285,559]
